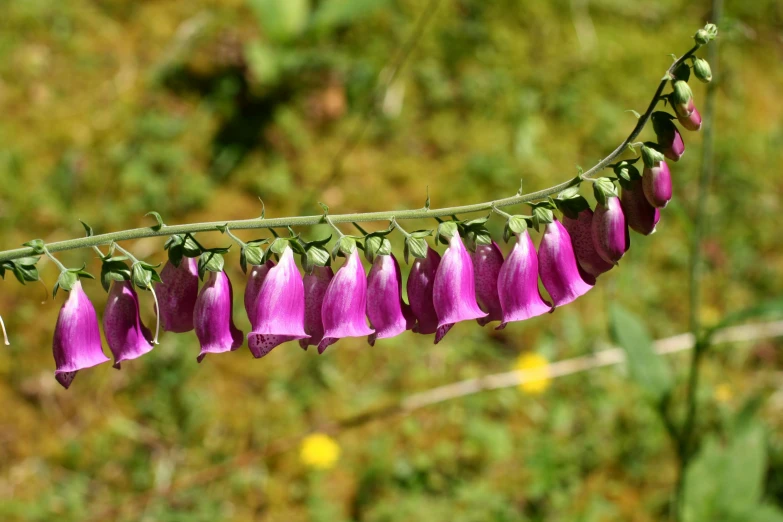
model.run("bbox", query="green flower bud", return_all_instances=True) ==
[671,80,694,118]
[694,29,710,45]
[693,57,712,83]
[641,143,665,168]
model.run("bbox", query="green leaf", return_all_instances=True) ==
[23,239,45,255]
[145,211,164,231]
[311,0,388,32]
[247,0,309,43]
[245,40,280,86]
[80,220,94,237]
[609,304,673,402]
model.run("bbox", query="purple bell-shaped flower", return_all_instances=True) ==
[406,247,441,335]
[318,250,374,353]
[592,196,630,265]
[300,265,334,350]
[193,270,243,362]
[244,259,275,329]
[432,233,487,343]
[247,247,307,358]
[678,106,702,132]
[621,175,660,235]
[497,230,553,329]
[643,160,673,209]
[562,209,614,278]
[538,219,594,307]
[155,258,199,333]
[471,241,504,326]
[103,280,154,369]
[366,253,414,345]
[52,281,110,389]
[652,112,685,162]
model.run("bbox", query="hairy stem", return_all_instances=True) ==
[0,43,701,265]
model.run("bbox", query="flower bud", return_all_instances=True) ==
[592,196,630,265]
[366,253,414,345]
[193,271,243,362]
[244,259,275,330]
[562,209,614,278]
[671,81,694,119]
[692,57,712,83]
[406,247,441,335]
[643,159,673,208]
[678,106,702,132]
[247,247,307,358]
[620,175,660,235]
[471,241,504,326]
[318,250,374,353]
[432,233,487,343]
[694,29,710,45]
[538,219,594,307]
[299,265,334,350]
[652,112,685,161]
[155,258,199,333]
[104,280,153,369]
[52,281,110,389]
[496,230,552,329]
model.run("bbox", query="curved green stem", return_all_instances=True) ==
[0,43,702,265]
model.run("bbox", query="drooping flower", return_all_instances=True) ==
[432,233,487,343]
[247,247,307,358]
[621,175,660,235]
[652,112,685,162]
[562,209,614,278]
[318,250,374,353]
[643,159,673,208]
[592,196,630,265]
[366,253,414,345]
[52,281,110,389]
[678,106,702,132]
[155,258,199,333]
[406,247,441,335]
[496,230,552,329]
[471,241,504,326]
[244,259,275,329]
[300,265,334,350]
[193,270,243,362]
[103,280,153,369]
[538,219,594,307]
[671,80,694,119]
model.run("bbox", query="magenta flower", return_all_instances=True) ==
[366,253,414,345]
[406,247,441,335]
[193,270,243,362]
[643,160,673,208]
[678,106,702,132]
[318,250,374,353]
[432,233,487,343]
[621,176,660,235]
[562,209,614,278]
[497,230,552,329]
[244,259,275,329]
[52,281,110,389]
[155,258,199,333]
[652,112,685,162]
[103,280,153,369]
[300,265,334,350]
[247,247,307,358]
[471,242,504,326]
[539,219,594,307]
[592,196,630,265]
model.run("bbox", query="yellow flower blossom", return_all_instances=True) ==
[300,433,341,470]
[714,383,733,404]
[515,352,551,394]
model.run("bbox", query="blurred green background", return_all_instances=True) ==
[1,0,782,520]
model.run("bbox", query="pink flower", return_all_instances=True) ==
[562,209,614,278]
[244,259,275,330]
[471,241,504,326]
[432,234,486,343]
[300,266,334,350]
[103,280,153,369]
[52,281,110,389]
[247,247,307,358]
[406,247,441,335]
[538,219,594,307]
[592,196,630,265]
[318,250,374,353]
[155,258,199,333]
[643,160,673,208]
[621,175,660,235]
[497,230,553,329]
[366,253,414,345]
[193,271,243,362]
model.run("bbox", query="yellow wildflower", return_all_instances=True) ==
[714,383,733,404]
[515,352,551,394]
[300,433,341,470]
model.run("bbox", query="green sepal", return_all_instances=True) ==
[671,80,693,107]
[240,239,269,274]
[132,262,162,291]
[23,239,45,255]
[651,111,676,136]
[554,186,590,220]
[53,265,95,298]
[436,222,459,244]
[100,256,132,292]
[331,236,357,260]
[404,236,429,264]
[1,257,41,285]
[614,162,642,190]
[164,234,203,267]
[592,178,618,207]
[529,202,555,232]
[364,235,392,262]
[80,220,94,237]
[145,211,165,231]
[641,142,665,168]
[673,62,691,83]
[198,252,225,280]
